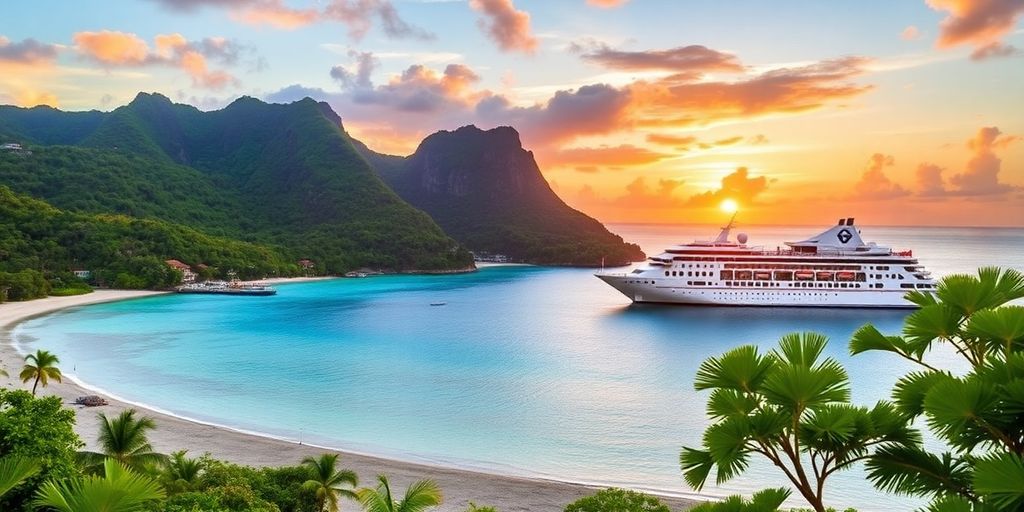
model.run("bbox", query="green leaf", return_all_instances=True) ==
[706,389,758,420]
[972,453,1024,511]
[892,371,952,418]
[680,448,714,491]
[703,418,752,485]
[964,306,1024,354]
[761,358,850,413]
[774,332,828,367]
[748,487,791,511]
[0,455,41,498]
[800,404,861,449]
[694,345,776,393]
[923,377,999,450]
[864,446,972,498]
[849,324,911,357]
[903,304,964,353]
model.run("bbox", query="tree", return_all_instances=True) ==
[301,453,358,512]
[0,389,82,512]
[0,456,40,498]
[33,457,166,512]
[849,267,1024,511]
[563,487,671,512]
[78,409,167,473]
[19,349,61,395]
[680,332,920,512]
[688,488,790,512]
[161,450,204,494]
[357,475,442,512]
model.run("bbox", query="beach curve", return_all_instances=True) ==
[0,289,700,512]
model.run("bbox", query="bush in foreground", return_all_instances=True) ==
[564,488,670,512]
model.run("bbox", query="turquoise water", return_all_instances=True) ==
[15,224,1024,511]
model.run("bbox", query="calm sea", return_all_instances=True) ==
[15,224,1024,511]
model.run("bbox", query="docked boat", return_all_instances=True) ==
[176,280,277,296]
[596,216,935,308]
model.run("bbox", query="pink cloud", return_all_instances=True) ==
[851,153,910,199]
[586,0,629,7]
[926,0,1024,59]
[469,0,538,54]
[576,43,743,75]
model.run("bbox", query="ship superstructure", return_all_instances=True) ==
[596,217,935,308]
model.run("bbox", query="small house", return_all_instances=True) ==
[165,259,197,283]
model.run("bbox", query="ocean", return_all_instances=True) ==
[14,224,1024,511]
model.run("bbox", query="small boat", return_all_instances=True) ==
[430,302,447,306]
[345,271,368,278]
[177,281,277,296]
[795,271,815,280]
[836,271,856,281]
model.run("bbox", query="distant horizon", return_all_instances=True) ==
[2,0,1021,227]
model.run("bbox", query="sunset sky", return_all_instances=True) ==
[2,0,1022,226]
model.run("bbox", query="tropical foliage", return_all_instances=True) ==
[563,487,671,512]
[357,475,442,512]
[688,488,790,512]
[680,332,919,512]
[0,185,298,296]
[849,267,1024,511]
[78,409,167,473]
[301,453,358,512]
[0,94,474,274]
[0,390,82,512]
[33,458,165,512]
[0,456,41,498]
[19,350,61,396]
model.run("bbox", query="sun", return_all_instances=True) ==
[720,198,739,213]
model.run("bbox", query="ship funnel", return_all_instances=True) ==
[838,218,846,225]
[846,217,855,225]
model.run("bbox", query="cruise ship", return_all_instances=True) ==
[596,217,935,308]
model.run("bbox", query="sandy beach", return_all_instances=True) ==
[0,290,698,512]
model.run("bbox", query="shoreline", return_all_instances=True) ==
[0,290,701,511]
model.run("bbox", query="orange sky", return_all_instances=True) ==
[1,0,1022,226]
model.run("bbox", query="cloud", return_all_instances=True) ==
[1,88,59,107]
[231,0,319,29]
[152,0,432,40]
[901,25,921,40]
[645,133,697,148]
[469,0,538,54]
[628,56,873,126]
[477,83,632,145]
[0,36,59,64]
[926,0,1024,60]
[687,167,771,206]
[73,31,241,89]
[74,31,150,65]
[916,163,946,195]
[851,153,910,199]
[576,43,743,75]
[544,144,673,168]
[330,50,377,89]
[586,0,629,7]
[949,126,1017,194]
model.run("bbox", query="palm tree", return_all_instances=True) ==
[33,458,165,512]
[0,456,41,498]
[162,450,204,494]
[19,349,61,395]
[78,409,167,473]
[302,453,359,512]
[358,474,441,512]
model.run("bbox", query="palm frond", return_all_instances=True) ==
[964,306,1024,355]
[972,452,1024,511]
[0,456,41,498]
[398,479,442,512]
[892,370,951,418]
[864,446,972,498]
[694,345,776,393]
[774,332,829,367]
[680,448,714,491]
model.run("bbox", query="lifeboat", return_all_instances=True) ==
[754,271,771,280]
[816,271,833,281]
[795,271,814,280]
[836,271,855,281]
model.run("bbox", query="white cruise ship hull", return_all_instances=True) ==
[597,274,919,308]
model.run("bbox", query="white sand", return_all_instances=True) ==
[0,290,699,511]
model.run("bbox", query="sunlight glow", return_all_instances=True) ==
[720,198,739,213]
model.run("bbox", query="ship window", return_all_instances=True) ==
[665,271,670,276]
[901,283,915,289]
[632,269,643,274]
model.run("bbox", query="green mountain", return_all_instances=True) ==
[0,93,472,273]
[0,185,294,300]
[362,125,644,266]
